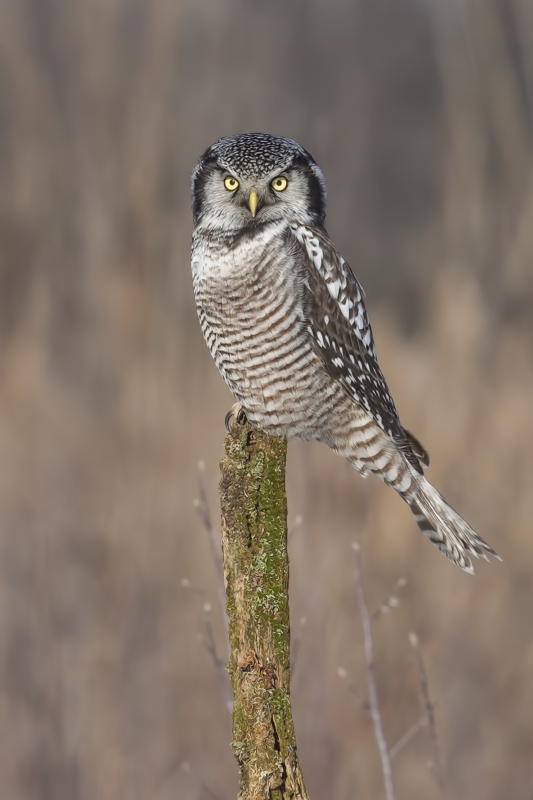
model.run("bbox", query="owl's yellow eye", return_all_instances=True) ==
[224,176,239,191]
[271,176,288,192]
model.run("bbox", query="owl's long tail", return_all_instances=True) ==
[343,421,498,572]
[405,476,500,574]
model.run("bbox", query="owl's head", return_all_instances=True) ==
[191,133,327,231]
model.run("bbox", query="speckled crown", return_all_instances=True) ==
[205,133,316,179]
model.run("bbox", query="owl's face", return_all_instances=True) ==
[191,133,327,231]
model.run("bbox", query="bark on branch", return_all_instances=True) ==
[219,423,309,800]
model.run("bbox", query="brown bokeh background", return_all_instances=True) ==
[1,1,532,798]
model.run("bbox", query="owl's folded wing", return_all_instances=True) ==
[289,222,429,472]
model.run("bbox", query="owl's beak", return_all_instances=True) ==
[247,190,259,217]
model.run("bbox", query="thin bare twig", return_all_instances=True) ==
[154,758,224,800]
[181,578,232,711]
[194,462,229,642]
[180,577,210,596]
[337,666,370,713]
[372,577,408,621]
[389,715,428,760]
[191,466,233,714]
[409,633,446,793]
[353,542,396,800]
[291,614,307,673]
[181,761,225,800]
[201,603,233,712]
[288,514,303,542]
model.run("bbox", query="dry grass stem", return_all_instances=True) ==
[389,716,429,761]
[372,578,408,621]
[201,604,233,713]
[194,462,230,641]
[180,761,224,800]
[291,615,307,674]
[353,542,396,800]
[337,666,371,713]
[180,577,211,596]
[288,514,303,542]
[409,633,446,793]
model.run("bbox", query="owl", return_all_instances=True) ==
[191,133,498,573]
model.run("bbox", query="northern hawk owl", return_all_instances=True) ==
[191,133,498,573]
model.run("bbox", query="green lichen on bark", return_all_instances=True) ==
[220,423,309,800]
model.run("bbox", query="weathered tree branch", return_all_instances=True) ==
[219,422,309,800]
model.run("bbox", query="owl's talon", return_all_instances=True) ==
[225,403,247,434]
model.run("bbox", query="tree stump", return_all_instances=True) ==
[220,423,309,800]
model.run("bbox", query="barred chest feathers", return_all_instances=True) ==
[191,221,331,437]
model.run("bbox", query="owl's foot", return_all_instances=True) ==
[225,402,247,434]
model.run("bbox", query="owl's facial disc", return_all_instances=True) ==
[192,134,327,229]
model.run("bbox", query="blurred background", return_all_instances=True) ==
[0,0,532,798]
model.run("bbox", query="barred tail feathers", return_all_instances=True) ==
[408,476,499,574]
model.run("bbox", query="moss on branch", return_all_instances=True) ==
[220,423,309,800]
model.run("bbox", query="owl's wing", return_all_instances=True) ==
[289,222,429,471]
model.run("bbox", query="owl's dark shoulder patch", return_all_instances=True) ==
[289,222,424,472]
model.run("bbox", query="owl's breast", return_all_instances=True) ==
[192,224,303,354]
[191,224,332,435]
